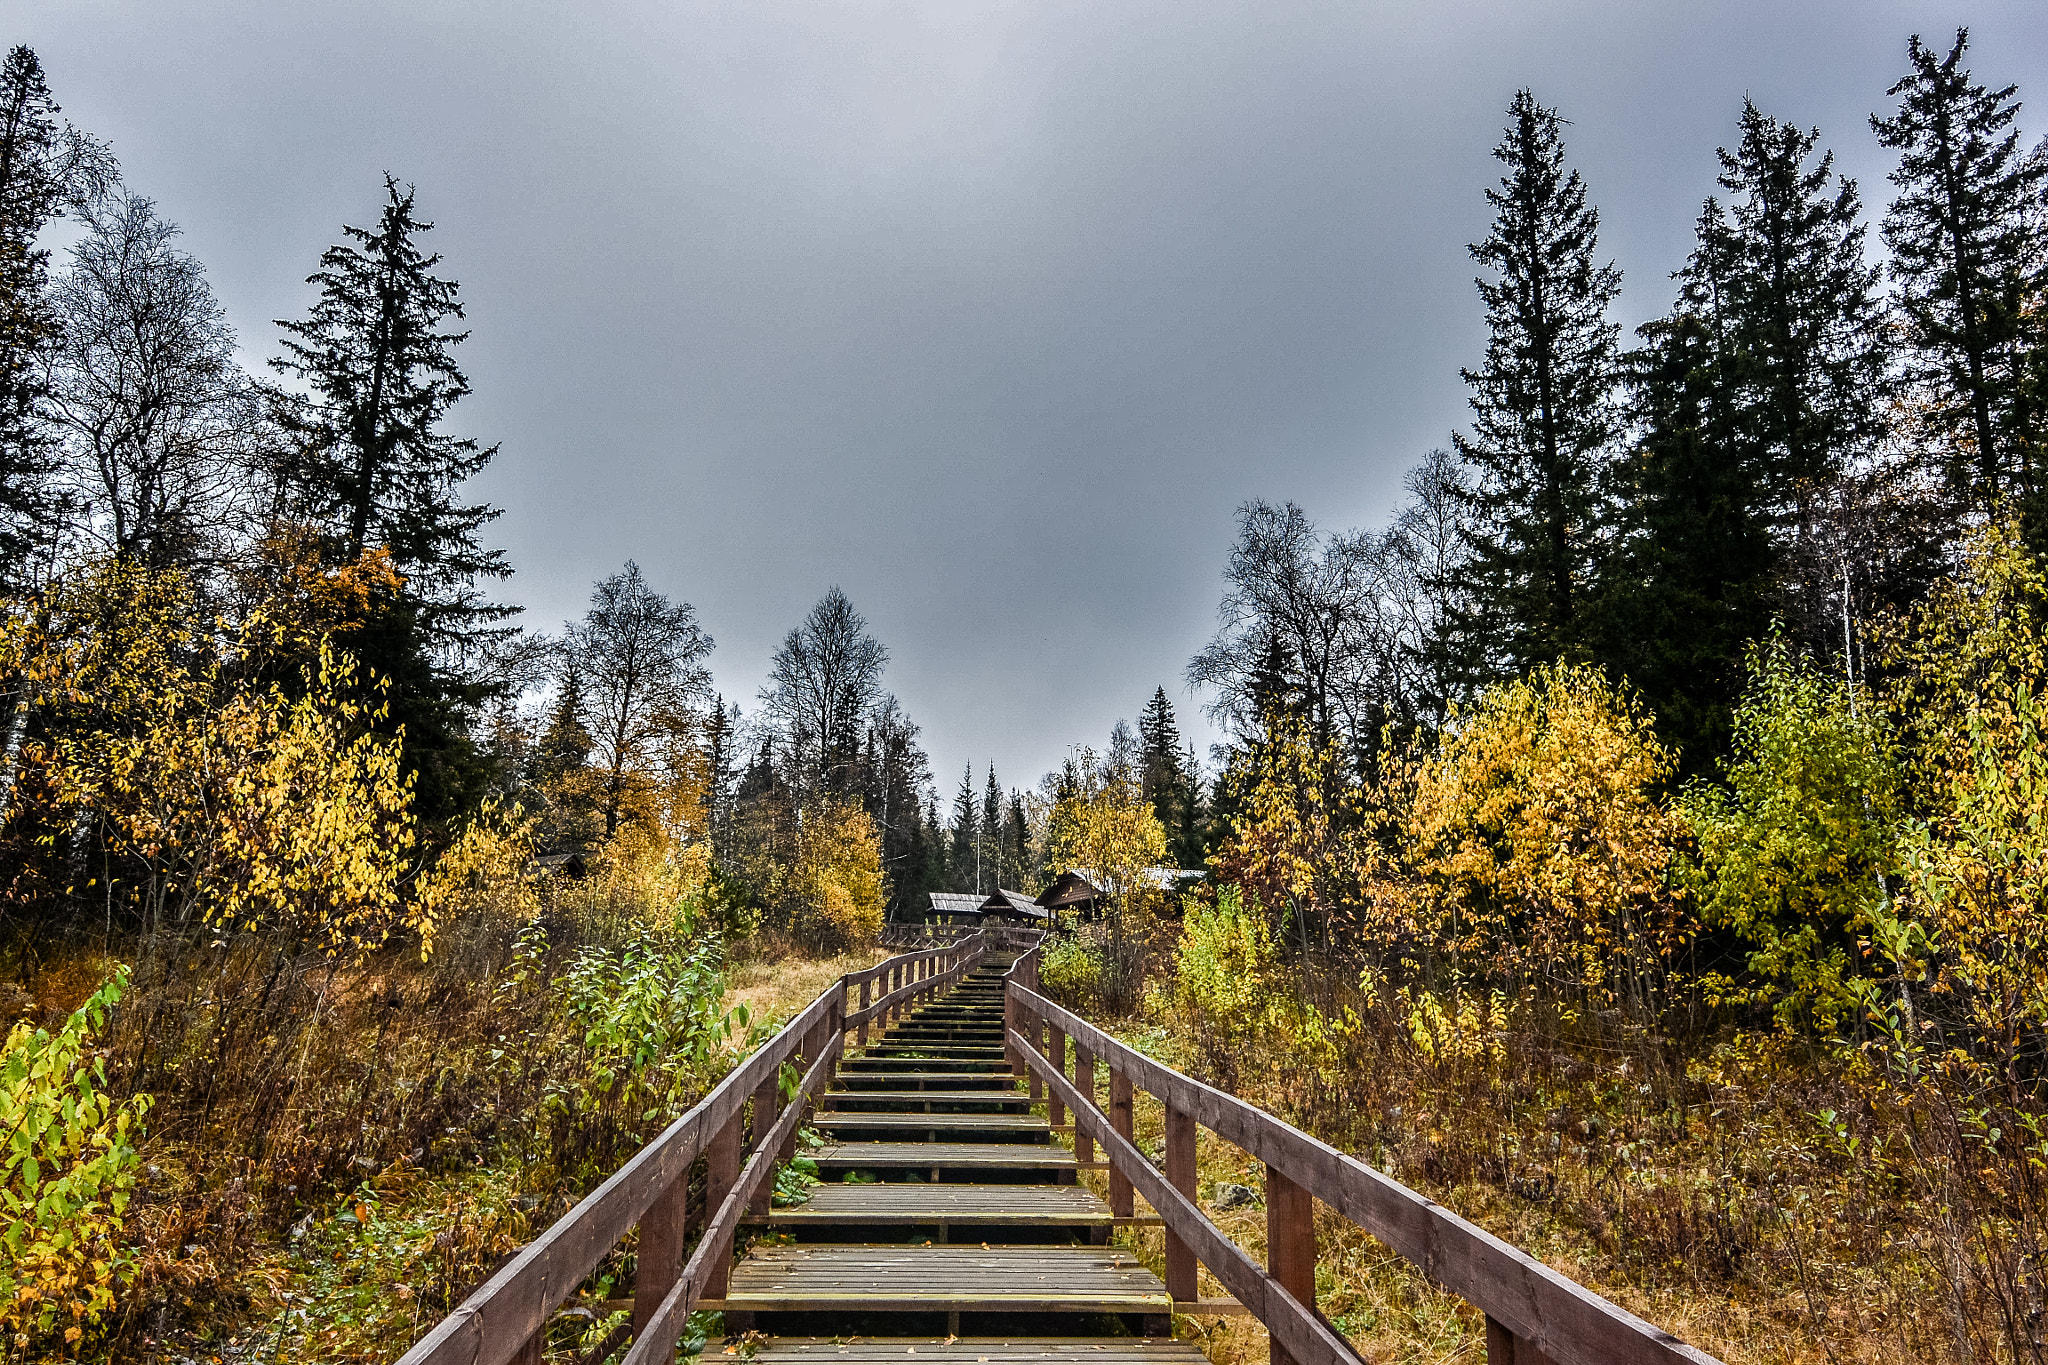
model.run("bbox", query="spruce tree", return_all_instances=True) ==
[1451,91,1622,676]
[1137,687,1184,829]
[924,795,950,901]
[1175,744,1206,872]
[1599,310,1776,769]
[1690,101,1886,535]
[981,766,1001,894]
[704,696,737,858]
[1005,791,1030,890]
[0,47,112,585]
[272,175,509,630]
[948,764,978,893]
[1873,29,2048,510]
[271,177,515,822]
[533,666,594,782]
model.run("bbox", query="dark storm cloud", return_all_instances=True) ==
[16,0,2045,790]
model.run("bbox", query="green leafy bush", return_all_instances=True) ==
[1678,639,1901,1030]
[1037,935,1103,1007]
[550,931,752,1125]
[1,967,152,1357]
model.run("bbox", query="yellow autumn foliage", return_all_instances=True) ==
[3,562,420,960]
[1398,661,1681,1010]
[790,800,884,945]
[1045,768,1168,914]
[1210,710,1364,924]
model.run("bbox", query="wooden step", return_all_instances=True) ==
[811,1114,1050,1138]
[839,1059,1010,1074]
[756,1339,1202,1365]
[811,1142,1077,1174]
[862,1045,1007,1057]
[759,1182,1109,1227]
[720,1245,1169,1316]
[834,1072,1019,1090]
[823,1090,1029,1109]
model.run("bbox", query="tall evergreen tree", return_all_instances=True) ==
[533,665,594,783]
[1451,91,1623,677]
[1691,101,1887,538]
[1873,29,2048,512]
[948,764,978,893]
[703,695,738,856]
[861,694,932,919]
[981,766,1002,895]
[0,47,112,585]
[1174,743,1206,872]
[1599,310,1776,769]
[1136,686,1183,823]
[923,794,949,901]
[1004,790,1030,890]
[270,177,516,821]
[271,175,509,630]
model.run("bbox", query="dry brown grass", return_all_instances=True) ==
[726,940,891,1026]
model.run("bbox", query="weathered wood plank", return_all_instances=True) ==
[809,1141,1078,1170]
[758,1182,1111,1224]
[722,1244,1170,1314]
[754,1338,1204,1365]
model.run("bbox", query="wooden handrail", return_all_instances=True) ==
[395,931,1000,1365]
[1003,944,1723,1365]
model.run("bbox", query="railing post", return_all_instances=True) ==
[1108,1067,1134,1218]
[703,1106,742,1297]
[1044,1024,1066,1128]
[511,1331,544,1365]
[857,977,872,1046]
[1485,1316,1556,1365]
[1074,1042,1095,1165]
[1267,1162,1316,1365]
[632,1166,689,1338]
[1009,993,1028,1080]
[1027,1014,1043,1102]
[748,1065,780,1215]
[1164,1102,1197,1303]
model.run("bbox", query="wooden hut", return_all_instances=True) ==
[1033,871,1103,924]
[976,889,1049,926]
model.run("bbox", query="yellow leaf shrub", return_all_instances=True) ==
[1045,767,1168,913]
[790,800,884,946]
[1400,662,1681,1012]
[2,563,421,960]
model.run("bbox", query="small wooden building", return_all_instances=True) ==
[976,889,1049,926]
[1034,871,1103,923]
[921,892,988,925]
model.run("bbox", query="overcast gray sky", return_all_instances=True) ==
[17,1,2046,795]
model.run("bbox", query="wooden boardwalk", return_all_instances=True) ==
[396,930,1723,1365]
[718,958,1196,1356]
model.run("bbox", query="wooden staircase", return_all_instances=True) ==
[723,958,1202,1363]
[396,929,1723,1365]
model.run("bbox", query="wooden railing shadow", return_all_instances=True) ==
[394,928,1035,1365]
[1001,941,1723,1365]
